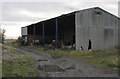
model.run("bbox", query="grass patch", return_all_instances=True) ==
[26,46,118,59]
[2,44,38,77]
[2,56,37,77]
[86,56,119,71]
[25,46,119,72]
[3,45,24,55]
[4,40,21,48]
[4,40,119,59]
[7,48,24,55]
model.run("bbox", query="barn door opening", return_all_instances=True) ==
[88,39,92,51]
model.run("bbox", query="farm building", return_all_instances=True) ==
[21,7,120,50]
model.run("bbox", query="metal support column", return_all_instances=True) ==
[33,25,36,45]
[56,18,58,47]
[43,22,45,45]
[27,31,29,45]
[27,28,29,45]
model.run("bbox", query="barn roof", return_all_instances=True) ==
[23,7,120,28]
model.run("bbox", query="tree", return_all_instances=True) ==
[0,29,6,44]
[2,29,5,44]
[0,29,1,43]
[16,36,24,46]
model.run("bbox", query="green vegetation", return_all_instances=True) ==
[2,45,37,77]
[87,56,119,71]
[0,29,6,44]
[4,40,119,72]
[4,40,18,47]
[3,57,37,77]
[26,46,118,58]
[25,46,119,72]
[4,36,24,48]
[3,45,24,55]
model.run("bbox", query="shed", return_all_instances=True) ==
[21,7,120,50]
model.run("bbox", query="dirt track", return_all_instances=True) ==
[14,47,118,77]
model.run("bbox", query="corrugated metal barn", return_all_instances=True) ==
[21,7,120,50]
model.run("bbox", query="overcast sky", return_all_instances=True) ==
[1,0,120,39]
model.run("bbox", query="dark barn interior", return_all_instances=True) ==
[27,25,33,45]
[44,18,56,44]
[35,22,43,45]
[27,23,43,45]
[58,13,75,46]
[26,12,75,49]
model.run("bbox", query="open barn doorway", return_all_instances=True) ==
[58,13,75,49]
[88,39,92,51]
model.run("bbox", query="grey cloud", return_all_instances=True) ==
[2,2,76,23]
[2,2,73,13]
[1,1,119,39]
[2,2,118,23]
[3,13,46,22]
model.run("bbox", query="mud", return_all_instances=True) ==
[66,65,75,70]
[51,54,62,59]
[37,59,48,62]
[38,65,65,72]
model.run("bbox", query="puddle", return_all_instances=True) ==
[37,59,48,62]
[51,54,62,59]
[37,65,65,72]
[37,64,76,72]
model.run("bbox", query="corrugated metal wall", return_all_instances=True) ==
[76,8,119,50]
